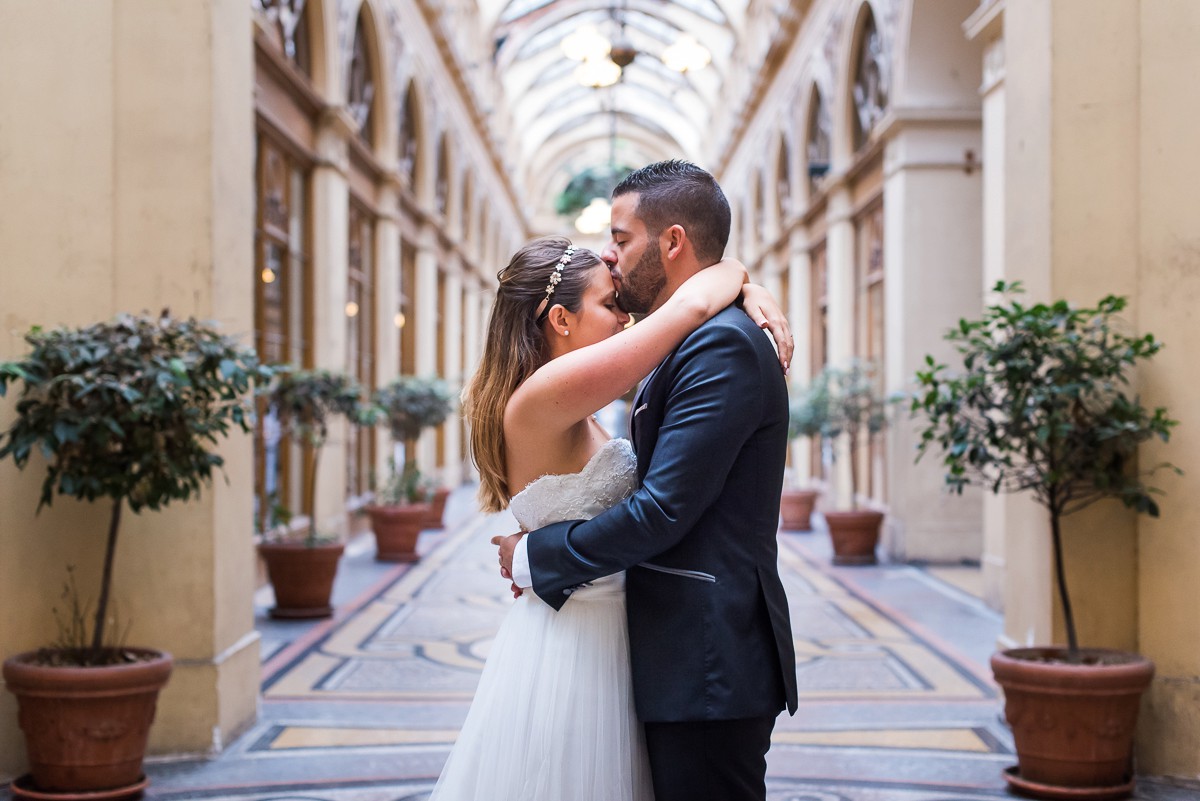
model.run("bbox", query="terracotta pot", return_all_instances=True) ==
[823,509,884,565]
[991,647,1154,797]
[366,502,430,562]
[779,488,819,531]
[424,487,451,529]
[3,649,172,793]
[257,541,344,619]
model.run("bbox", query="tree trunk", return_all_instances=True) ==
[91,498,122,654]
[1049,505,1079,657]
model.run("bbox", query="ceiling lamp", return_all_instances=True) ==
[662,34,711,74]
[561,25,610,62]
[575,197,612,234]
[575,55,622,88]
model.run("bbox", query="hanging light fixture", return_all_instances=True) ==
[575,197,612,234]
[575,54,621,88]
[345,300,360,318]
[561,25,611,62]
[662,34,711,74]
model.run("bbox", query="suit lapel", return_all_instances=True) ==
[630,362,663,455]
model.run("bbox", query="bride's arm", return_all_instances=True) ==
[507,259,747,432]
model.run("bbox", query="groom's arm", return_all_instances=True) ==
[526,319,768,611]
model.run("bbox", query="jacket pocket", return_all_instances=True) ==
[638,562,717,583]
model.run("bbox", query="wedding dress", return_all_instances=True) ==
[428,438,654,801]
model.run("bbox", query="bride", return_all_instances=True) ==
[430,236,789,801]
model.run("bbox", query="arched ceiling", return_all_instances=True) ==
[477,0,747,225]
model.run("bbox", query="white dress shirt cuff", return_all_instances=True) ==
[511,535,533,589]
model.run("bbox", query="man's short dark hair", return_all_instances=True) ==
[613,159,731,265]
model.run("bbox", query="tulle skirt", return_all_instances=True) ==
[428,576,653,801]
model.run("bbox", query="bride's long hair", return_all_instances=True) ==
[463,237,602,512]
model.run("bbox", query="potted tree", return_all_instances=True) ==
[258,368,365,618]
[780,377,831,531]
[820,361,894,564]
[0,312,265,796]
[912,282,1179,798]
[364,376,453,561]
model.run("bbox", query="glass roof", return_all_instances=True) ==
[479,0,746,225]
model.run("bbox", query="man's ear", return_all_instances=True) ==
[663,224,688,262]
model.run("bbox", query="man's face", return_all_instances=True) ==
[601,193,665,315]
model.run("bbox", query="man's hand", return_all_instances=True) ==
[491,531,525,588]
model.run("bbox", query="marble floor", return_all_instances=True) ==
[12,490,1195,801]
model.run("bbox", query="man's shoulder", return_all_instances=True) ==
[686,305,772,350]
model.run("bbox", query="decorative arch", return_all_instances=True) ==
[803,81,833,197]
[435,132,452,219]
[890,0,982,109]
[774,131,793,228]
[346,0,392,156]
[833,0,892,163]
[398,79,426,194]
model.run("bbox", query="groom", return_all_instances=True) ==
[497,159,797,801]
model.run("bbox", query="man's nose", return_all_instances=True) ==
[600,241,618,266]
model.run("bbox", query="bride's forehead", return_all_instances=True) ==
[583,263,616,292]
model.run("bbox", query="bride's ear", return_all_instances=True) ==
[546,304,572,337]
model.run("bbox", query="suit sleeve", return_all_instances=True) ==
[527,321,766,611]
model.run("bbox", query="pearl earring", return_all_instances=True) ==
[564,329,570,336]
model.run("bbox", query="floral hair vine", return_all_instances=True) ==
[534,245,575,320]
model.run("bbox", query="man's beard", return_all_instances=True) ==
[619,240,666,315]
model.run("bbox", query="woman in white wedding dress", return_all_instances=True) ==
[431,236,789,801]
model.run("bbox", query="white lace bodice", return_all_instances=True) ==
[508,438,637,600]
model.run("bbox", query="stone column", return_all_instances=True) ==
[967,0,1008,613]
[311,108,352,538]
[823,185,856,507]
[441,263,464,484]
[787,230,813,483]
[0,0,258,770]
[414,226,440,472]
[878,114,984,563]
[374,184,402,479]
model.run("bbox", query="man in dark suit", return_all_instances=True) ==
[497,159,797,801]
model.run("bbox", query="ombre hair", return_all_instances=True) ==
[463,236,603,511]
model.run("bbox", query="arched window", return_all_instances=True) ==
[399,82,420,189]
[435,134,451,217]
[256,0,312,76]
[807,86,832,193]
[347,12,376,145]
[346,201,376,500]
[851,7,889,152]
[777,138,792,221]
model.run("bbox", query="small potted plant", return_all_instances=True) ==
[0,312,265,795]
[819,361,894,564]
[912,282,1179,798]
[258,367,366,618]
[780,378,830,531]
[364,376,453,561]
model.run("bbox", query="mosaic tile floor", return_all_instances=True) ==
[15,490,1193,801]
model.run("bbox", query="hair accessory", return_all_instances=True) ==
[534,245,576,321]
[544,246,575,299]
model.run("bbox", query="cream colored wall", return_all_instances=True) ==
[1000,0,1142,652]
[995,0,1200,777]
[0,0,257,777]
[1133,0,1200,778]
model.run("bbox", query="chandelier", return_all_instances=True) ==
[561,12,711,88]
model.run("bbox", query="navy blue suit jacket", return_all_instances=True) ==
[527,305,799,723]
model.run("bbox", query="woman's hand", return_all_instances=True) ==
[741,283,793,374]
